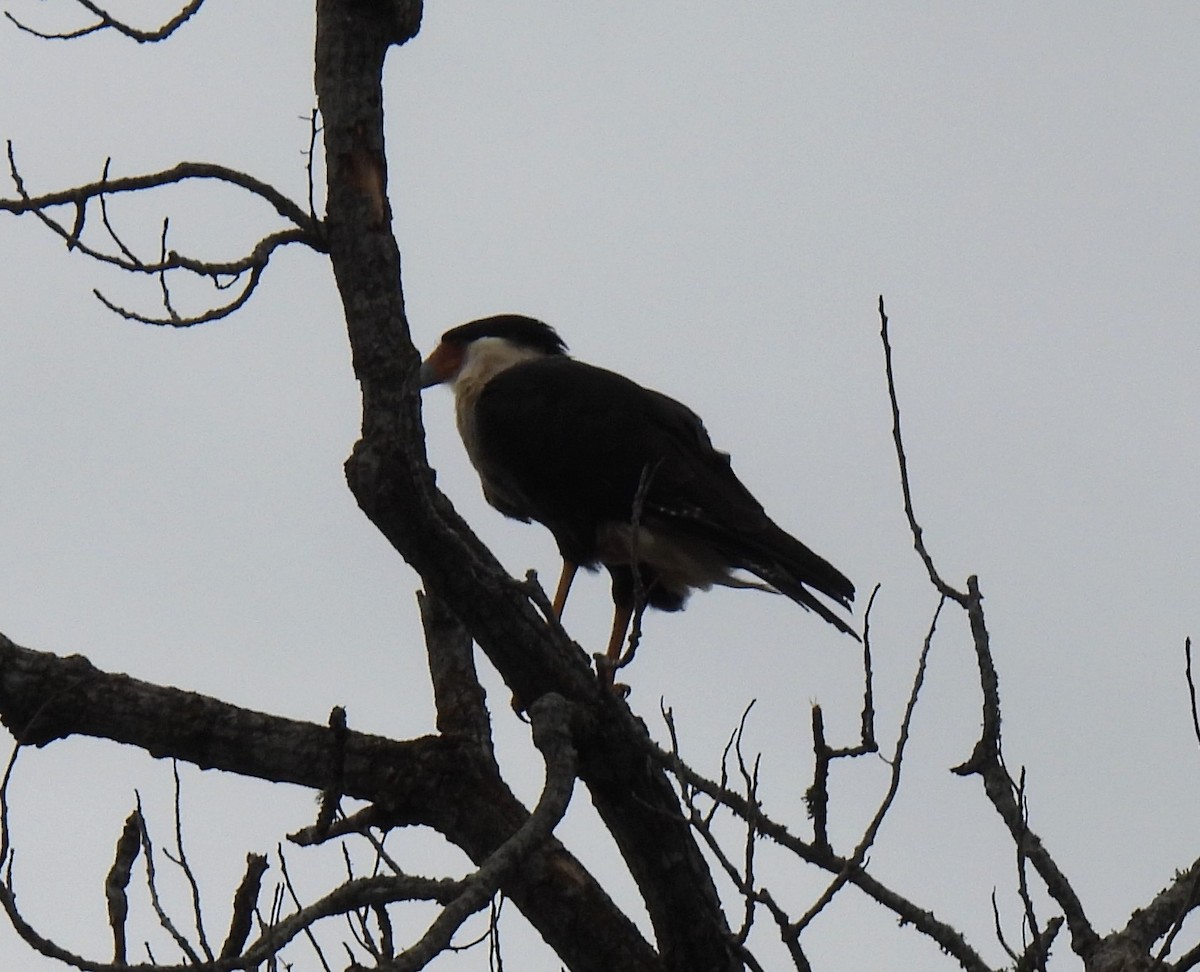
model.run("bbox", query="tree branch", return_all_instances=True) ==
[878,296,967,605]
[649,723,994,972]
[0,632,662,972]
[314,4,739,967]
[2,145,323,325]
[362,692,579,972]
[2,148,321,237]
[4,0,205,42]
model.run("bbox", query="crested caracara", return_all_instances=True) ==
[420,314,857,683]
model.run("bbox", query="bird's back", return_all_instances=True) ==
[470,356,853,614]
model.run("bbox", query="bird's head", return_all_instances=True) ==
[419,315,569,389]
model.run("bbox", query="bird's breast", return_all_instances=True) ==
[453,386,535,521]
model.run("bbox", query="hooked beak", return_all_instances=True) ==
[418,359,442,388]
[418,341,461,388]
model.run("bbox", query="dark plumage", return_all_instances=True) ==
[420,314,857,680]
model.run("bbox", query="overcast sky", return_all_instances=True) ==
[2,3,1199,970]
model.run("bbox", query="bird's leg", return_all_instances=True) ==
[598,601,634,689]
[551,560,578,619]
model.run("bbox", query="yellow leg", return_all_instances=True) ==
[551,561,578,619]
[600,602,634,687]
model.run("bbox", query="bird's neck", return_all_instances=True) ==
[452,337,549,456]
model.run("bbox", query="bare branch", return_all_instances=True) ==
[5,0,206,42]
[1013,769,1048,972]
[950,576,1098,960]
[3,146,320,235]
[667,717,771,970]
[361,692,578,972]
[375,902,396,962]
[305,108,323,223]
[991,890,1020,965]
[806,705,832,850]
[136,792,204,965]
[1016,919,1064,972]
[1152,868,1200,967]
[1122,856,1200,962]
[485,896,502,970]
[105,810,142,965]
[314,707,349,842]
[807,586,883,849]
[788,595,943,941]
[418,590,494,755]
[155,219,181,323]
[99,158,140,263]
[220,854,269,960]
[1173,940,1200,972]
[3,143,321,325]
[164,761,214,962]
[651,712,993,972]
[1186,637,1200,751]
[0,633,659,972]
[93,254,274,327]
[878,296,967,604]
[277,847,334,972]
[854,583,882,754]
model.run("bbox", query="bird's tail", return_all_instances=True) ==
[740,523,859,641]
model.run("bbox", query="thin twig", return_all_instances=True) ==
[305,108,323,224]
[878,296,967,605]
[1013,769,1046,972]
[164,761,212,961]
[98,158,139,263]
[487,896,503,972]
[3,145,319,232]
[136,793,203,965]
[93,259,268,327]
[788,595,944,940]
[855,583,882,754]
[5,0,205,42]
[1185,637,1200,751]
[653,700,993,972]
[991,890,1020,964]
[617,460,663,677]
[156,217,181,322]
[278,846,334,972]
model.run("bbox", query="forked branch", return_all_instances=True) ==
[1,146,324,326]
[5,0,206,43]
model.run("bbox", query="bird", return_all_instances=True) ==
[419,314,857,684]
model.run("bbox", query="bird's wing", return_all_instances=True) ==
[472,357,677,562]
[473,357,853,613]
[638,411,857,612]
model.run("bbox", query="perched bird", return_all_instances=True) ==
[419,314,857,682]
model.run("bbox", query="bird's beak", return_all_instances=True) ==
[418,341,461,388]
[418,359,442,388]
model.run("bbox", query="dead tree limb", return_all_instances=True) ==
[0,632,661,972]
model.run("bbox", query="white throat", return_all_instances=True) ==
[452,337,550,461]
[452,337,546,395]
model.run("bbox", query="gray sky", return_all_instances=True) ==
[2,2,1199,969]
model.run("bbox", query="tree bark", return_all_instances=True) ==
[0,633,661,972]
[313,2,740,968]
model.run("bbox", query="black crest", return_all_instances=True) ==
[441,315,568,357]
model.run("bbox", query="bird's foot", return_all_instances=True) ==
[509,691,531,721]
[593,654,631,698]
